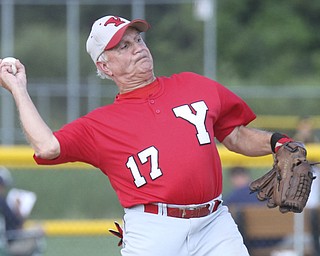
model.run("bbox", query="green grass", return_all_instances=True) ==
[10,168,123,220]
[3,167,272,256]
[8,167,269,220]
[6,169,124,255]
[6,167,269,256]
[44,236,121,256]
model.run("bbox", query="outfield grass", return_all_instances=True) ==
[10,167,267,216]
[44,236,121,256]
[7,168,123,255]
[10,168,123,219]
[9,167,267,220]
[7,167,268,256]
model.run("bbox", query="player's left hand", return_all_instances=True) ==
[250,141,316,213]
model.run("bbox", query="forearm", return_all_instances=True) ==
[0,59,59,159]
[13,87,60,159]
[222,126,273,156]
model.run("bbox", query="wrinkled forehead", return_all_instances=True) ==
[108,27,142,49]
[119,27,141,40]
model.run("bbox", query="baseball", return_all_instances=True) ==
[2,57,17,75]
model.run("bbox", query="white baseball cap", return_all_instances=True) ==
[86,15,150,63]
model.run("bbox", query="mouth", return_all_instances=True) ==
[137,55,148,62]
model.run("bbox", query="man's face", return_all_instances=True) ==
[104,27,154,82]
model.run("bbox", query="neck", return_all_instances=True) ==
[117,75,156,94]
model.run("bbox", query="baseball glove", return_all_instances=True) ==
[249,141,315,213]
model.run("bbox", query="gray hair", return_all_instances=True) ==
[96,52,112,80]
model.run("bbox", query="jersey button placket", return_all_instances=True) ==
[149,99,161,115]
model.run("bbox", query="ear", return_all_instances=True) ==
[96,61,113,77]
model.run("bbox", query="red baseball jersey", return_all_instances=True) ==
[34,72,256,208]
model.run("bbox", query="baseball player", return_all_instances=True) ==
[0,15,298,256]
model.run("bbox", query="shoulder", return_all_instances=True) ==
[160,72,221,90]
[169,72,209,81]
[79,104,119,124]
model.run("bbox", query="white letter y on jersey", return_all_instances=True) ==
[173,101,211,145]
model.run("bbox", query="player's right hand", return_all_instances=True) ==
[0,59,27,94]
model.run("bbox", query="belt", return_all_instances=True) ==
[143,200,221,219]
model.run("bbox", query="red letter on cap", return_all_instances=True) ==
[105,17,125,27]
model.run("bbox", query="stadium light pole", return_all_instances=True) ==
[132,0,145,20]
[1,0,15,145]
[66,0,80,122]
[194,0,217,80]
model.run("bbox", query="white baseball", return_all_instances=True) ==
[2,57,17,75]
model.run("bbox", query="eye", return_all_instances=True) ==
[120,43,128,50]
[136,35,143,43]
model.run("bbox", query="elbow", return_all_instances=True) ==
[222,127,241,153]
[35,149,59,160]
[34,137,60,160]
[222,141,242,154]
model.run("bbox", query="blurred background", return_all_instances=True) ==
[0,0,320,255]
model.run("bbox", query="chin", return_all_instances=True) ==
[139,63,153,73]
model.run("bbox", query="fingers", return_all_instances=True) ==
[0,58,25,77]
[0,64,14,75]
[0,59,16,75]
[0,59,18,91]
[15,59,26,74]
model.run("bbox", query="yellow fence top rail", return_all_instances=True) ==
[1,144,319,169]
[26,219,122,236]
[250,115,320,130]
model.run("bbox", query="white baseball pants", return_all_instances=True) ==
[120,204,249,256]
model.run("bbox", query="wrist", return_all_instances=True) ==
[270,132,293,153]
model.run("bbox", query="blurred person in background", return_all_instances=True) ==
[224,166,263,206]
[224,166,267,253]
[293,116,320,255]
[0,166,22,232]
[293,116,319,144]
[0,166,45,256]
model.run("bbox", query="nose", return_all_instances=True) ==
[133,41,145,54]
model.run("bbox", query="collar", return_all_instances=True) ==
[115,78,161,103]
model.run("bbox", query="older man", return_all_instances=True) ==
[0,15,296,256]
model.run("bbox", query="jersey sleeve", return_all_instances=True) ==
[33,118,99,167]
[214,83,256,142]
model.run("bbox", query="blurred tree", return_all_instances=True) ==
[16,24,67,79]
[217,0,320,85]
[5,1,320,86]
[147,4,203,76]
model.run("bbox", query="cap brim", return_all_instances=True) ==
[105,19,150,50]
